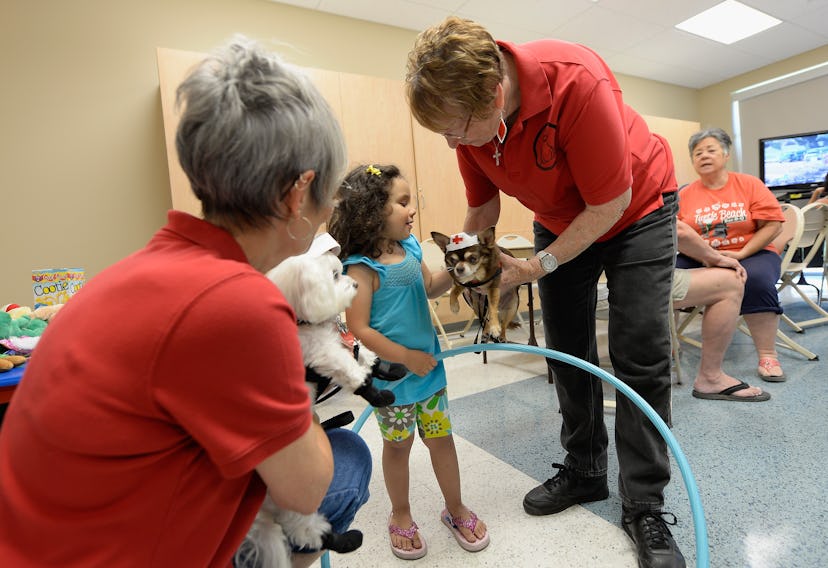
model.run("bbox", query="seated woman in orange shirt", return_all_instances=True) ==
[676,127,787,381]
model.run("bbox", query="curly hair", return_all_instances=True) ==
[328,164,402,260]
[405,16,503,133]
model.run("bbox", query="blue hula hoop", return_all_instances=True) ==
[348,342,709,567]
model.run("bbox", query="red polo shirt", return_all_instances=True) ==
[458,39,677,240]
[0,211,311,567]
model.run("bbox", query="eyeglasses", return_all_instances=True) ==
[442,114,472,141]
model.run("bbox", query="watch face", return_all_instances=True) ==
[540,253,557,272]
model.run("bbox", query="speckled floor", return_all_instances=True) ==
[315,274,828,568]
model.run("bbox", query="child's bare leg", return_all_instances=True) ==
[423,434,487,542]
[383,437,423,552]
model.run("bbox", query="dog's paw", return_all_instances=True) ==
[486,322,502,339]
[371,360,407,381]
[354,379,396,407]
[449,298,460,313]
[371,389,396,407]
[322,529,363,554]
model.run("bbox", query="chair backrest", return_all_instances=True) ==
[421,238,447,271]
[774,203,805,272]
[496,233,534,259]
[496,233,533,248]
[795,202,828,267]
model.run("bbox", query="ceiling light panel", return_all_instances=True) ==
[675,0,781,45]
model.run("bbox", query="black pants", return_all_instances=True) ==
[534,195,676,511]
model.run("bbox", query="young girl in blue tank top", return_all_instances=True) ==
[328,164,490,560]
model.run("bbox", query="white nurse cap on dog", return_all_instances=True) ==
[445,232,479,252]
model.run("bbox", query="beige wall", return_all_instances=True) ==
[696,44,828,168]
[2,0,420,306]
[0,0,822,306]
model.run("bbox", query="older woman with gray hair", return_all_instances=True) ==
[0,37,370,568]
[676,127,787,381]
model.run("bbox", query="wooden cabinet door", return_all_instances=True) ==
[642,115,701,188]
[493,194,535,242]
[411,121,471,239]
[303,67,344,126]
[337,73,419,237]
[156,47,208,216]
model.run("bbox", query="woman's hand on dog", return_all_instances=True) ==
[498,252,543,290]
[403,349,438,376]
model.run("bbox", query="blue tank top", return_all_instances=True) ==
[343,235,446,405]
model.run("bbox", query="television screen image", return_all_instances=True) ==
[759,129,828,191]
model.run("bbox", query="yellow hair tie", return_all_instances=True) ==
[366,165,381,177]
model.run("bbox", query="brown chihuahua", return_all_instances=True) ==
[431,226,520,342]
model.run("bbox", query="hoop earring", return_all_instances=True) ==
[496,110,507,144]
[287,216,314,241]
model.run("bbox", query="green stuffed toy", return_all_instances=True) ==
[0,311,49,372]
[0,311,48,340]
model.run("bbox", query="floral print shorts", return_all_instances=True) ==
[373,388,451,442]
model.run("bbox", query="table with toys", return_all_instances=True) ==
[0,303,64,405]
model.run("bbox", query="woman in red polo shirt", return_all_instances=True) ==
[406,16,684,568]
[0,37,370,568]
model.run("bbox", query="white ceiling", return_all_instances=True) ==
[269,0,828,89]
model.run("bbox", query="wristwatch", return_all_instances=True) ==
[536,250,559,273]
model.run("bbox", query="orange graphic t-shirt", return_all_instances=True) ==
[677,172,785,253]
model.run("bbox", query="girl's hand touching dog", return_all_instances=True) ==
[404,349,438,376]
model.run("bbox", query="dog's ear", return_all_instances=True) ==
[266,255,305,308]
[430,232,450,252]
[478,225,496,246]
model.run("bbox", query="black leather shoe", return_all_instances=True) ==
[523,463,609,515]
[622,510,686,568]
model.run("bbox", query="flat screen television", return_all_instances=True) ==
[759,129,828,194]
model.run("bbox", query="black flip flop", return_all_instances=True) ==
[692,381,770,402]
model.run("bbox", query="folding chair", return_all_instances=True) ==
[732,203,818,359]
[822,238,828,305]
[496,233,539,346]
[777,201,828,331]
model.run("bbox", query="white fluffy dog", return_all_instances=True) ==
[269,252,400,407]
[236,250,402,567]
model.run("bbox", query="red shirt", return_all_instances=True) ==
[678,172,785,253]
[0,211,311,567]
[458,39,677,240]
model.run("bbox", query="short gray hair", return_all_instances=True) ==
[688,127,732,156]
[175,36,347,230]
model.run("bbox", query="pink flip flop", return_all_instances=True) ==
[757,357,786,382]
[388,515,427,560]
[440,508,490,552]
